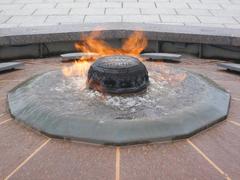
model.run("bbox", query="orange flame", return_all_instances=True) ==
[62,31,147,78]
[74,31,147,58]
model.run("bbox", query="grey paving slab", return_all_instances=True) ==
[45,16,84,24]
[0,62,23,72]
[0,0,239,30]
[70,8,105,15]
[106,8,140,15]
[85,16,122,23]
[123,15,160,23]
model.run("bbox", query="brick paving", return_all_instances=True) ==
[0,0,240,28]
[0,57,240,179]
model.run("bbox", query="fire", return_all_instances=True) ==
[75,31,147,58]
[62,31,147,77]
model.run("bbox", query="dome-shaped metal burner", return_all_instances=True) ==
[87,55,149,94]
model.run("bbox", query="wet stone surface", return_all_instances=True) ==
[8,62,230,145]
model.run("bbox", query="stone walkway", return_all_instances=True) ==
[0,57,240,179]
[0,0,240,29]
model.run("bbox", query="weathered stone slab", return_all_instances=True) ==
[218,63,240,73]
[141,53,181,62]
[0,62,23,72]
[61,52,98,61]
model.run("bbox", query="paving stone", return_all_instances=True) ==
[90,2,121,8]
[201,0,231,3]
[6,16,47,24]
[84,15,121,23]
[10,140,115,180]
[221,4,240,10]
[109,0,136,1]
[141,8,176,15]
[161,15,199,23]
[188,3,222,9]
[171,0,200,2]
[215,80,240,99]
[0,112,11,123]
[176,9,211,16]
[106,8,140,15]
[123,15,160,23]
[156,2,189,8]
[76,0,105,1]
[34,8,70,15]
[14,0,46,3]
[198,16,237,24]
[121,142,224,180]
[228,99,240,123]
[0,16,10,23]
[210,9,240,17]
[45,15,84,24]
[70,8,105,15]
[124,2,156,8]
[0,9,35,16]
[0,96,8,116]
[0,4,24,11]
[22,3,57,9]
[191,122,240,180]
[56,2,89,8]
[0,121,46,179]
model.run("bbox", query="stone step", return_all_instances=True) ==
[0,62,24,73]
[141,53,182,62]
[218,63,240,73]
[60,52,98,62]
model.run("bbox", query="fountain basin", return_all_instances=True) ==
[8,62,230,145]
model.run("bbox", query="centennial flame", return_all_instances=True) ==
[62,31,147,78]
[62,30,186,91]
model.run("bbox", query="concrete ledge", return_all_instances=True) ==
[1,22,240,46]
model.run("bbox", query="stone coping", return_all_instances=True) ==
[0,23,240,46]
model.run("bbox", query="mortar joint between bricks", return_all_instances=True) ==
[233,16,240,24]
[83,15,87,23]
[218,3,224,10]
[174,8,178,15]
[186,2,191,9]
[195,16,201,23]
[154,2,157,8]
[208,9,214,16]
[31,9,37,16]
[158,15,162,23]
